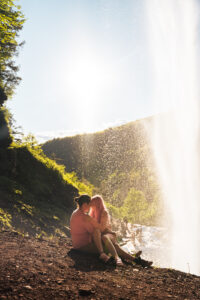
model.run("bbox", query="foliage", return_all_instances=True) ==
[0,1,25,149]
[0,0,25,102]
[18,136,94,195]
[63,172,94,196]
[0,208,12,228]
[122,188,148,223]
[105,188,160,226]
[0,106,12,147]
[0,136,94,236]
[42,118,162,225]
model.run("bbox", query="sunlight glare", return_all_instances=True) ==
[64,46,115,131]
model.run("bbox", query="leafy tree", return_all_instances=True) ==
[0,0,25,104]
[122,188,148,224]
[0,1,25,147]
[22,134,39,149]
[0,106,12,146]
[8,112,24,143]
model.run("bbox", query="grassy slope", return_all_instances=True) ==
[0,144,93,237]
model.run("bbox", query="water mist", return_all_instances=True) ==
[145,0,200,275]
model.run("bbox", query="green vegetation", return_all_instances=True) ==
[0,0,25,100]
[0,139,94,236]
[0,106,12,146]
[106,188,161,225]
[0,208,12,228]
[0,0,25,147]
[43,118,163,226]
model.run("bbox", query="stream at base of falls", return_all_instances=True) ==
[116,223,174,270]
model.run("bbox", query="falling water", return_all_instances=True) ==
[145,0,200,275]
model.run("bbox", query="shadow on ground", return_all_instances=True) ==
[67,249,116,272]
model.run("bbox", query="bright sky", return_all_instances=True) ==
[8,0,158,141]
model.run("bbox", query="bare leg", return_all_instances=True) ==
[92,229,110,262]
[92,228,104,254]
[102,234,123,265]
[102,234,118,258]
[106,234,141,261]
[113,243,136,262]
[107,236,151,267]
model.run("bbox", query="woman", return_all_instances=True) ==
[90,195,118,240]
[89,195,145,266]
[70,194,110,263]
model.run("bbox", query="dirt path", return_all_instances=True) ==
[0,231,199,299]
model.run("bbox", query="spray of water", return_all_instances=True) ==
[145,0,200,275]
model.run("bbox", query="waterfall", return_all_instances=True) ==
[145,0,200,275]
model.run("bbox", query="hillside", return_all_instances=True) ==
[0,230,200,299]
[42,118,153,184]
[42,117,162,225]
[0,143,93,237]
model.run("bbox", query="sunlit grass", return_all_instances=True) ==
[0,208,12,229]
[0,139,94,237]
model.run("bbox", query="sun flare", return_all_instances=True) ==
[63,47,115,131]
[66,52,113,102]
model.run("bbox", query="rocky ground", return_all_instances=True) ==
[0,231,200,300]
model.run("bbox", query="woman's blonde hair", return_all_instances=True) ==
[90,195,108,223]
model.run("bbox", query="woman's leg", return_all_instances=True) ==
[106,234,141,261]
[101,234,123,265]
[113,243,141,262]
[106,235,152,266]
[101,234,118,258]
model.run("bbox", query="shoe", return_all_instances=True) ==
[144,261,153,268]
[133,250,142,258]
[115,257,123,266]
[133,256,142,264]
[133,257,153,268]
[99,252,110,263]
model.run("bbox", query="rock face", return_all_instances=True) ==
[0,231,200,299]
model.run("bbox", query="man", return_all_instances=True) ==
[70,194,110,262]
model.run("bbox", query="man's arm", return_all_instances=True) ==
[83,214,101,232]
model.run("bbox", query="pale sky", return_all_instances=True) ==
[8,0,197,142]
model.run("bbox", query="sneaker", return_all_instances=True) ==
[134,257,153,268]
[115,256,123,266]
[133,250,142,258]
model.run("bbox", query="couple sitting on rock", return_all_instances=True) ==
[70,194,152,267]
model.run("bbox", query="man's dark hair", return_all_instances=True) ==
[74,194,91,207]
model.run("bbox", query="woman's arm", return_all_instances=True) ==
[99,210,111,232]
[83,214,101,230]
